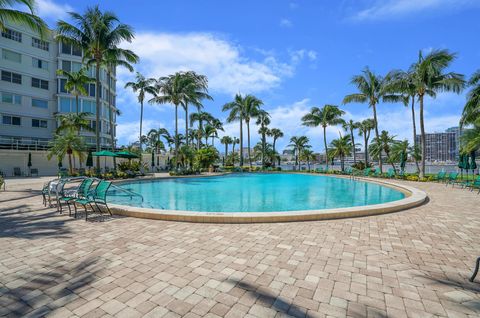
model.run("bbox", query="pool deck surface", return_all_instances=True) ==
[1,175,479,317]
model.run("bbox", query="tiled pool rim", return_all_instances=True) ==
[109,174,428,223]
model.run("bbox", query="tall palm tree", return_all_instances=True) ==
[460,124,480,153]
[288,136,310,170]
[256,110,271,168]
[231,137,239,166]
[302,105,345,170]
[342,120,360,164]
[125,72,156,153]
[461,70,480,127]
[47,131,86,175]
[358,118,375,166]
[300,149,316,171]
[56,68,92,115]
[220,136,233,166]
[56,6,138,169]
[223,94,245,166]
[0,0,48,37]
[369,130,399,173]
[329,135,352,172]
[268,128,283,167]
[243,95,263,168]
[190,111,214,150]
[208,118,224,147]
[409,49,465,177]
[343,68,400,173]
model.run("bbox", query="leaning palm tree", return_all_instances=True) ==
[47,131,86,175]
[0,0,48,37]
[342,120,360,164]
[56,68,92,115]
[329,135,352,172]
[125,72,156,152]
[302,105,345,170]
[358,118,375,166]
[190,111,214,150]
[220,136,233,166]
[268,128,283,167]
[288,136,310,170]
[409,49,465,178]
[342,68,401,173]
[56,6,138,169]
[256,110,271,168]
[461,70,480,127]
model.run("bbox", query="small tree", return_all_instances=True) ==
[194,147,219,170]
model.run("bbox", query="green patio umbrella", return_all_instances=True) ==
[470,151,477,175]
[93,151,117,170]
[27,152,32,176]
[115,151,139,159]
[458,154,466,180]
[86,151,93,168]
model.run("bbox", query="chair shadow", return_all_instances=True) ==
[0,256,102,317]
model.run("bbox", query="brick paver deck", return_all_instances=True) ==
[0,178,479,317]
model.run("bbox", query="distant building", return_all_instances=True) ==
[415,127,460,162]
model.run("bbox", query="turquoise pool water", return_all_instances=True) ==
[109,173,405,213]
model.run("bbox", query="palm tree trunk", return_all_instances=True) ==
[261,131,265,168]
[239,117,244,167]
[185,104,189,147]
[224,144,228,166]
[247,120,252,168]
[351,128,356,164]
[175,103,178,167]
[272,138,277,168]
[139,99,144,155]
[372,103,382,173]
[232,142,236,166]
[323,126,329,171]
[341,156,344,172]
[68,152,73,175]
[419,95,426,178]
[107,68,116,169]
[364,134,369,166]
[95,61,101,171]
[411,96,420,173]
[197,119,202,150]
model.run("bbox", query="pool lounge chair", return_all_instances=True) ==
[58,178,95,216]
[463,176,480,193]
[74,180,112,220]
[363,168,371,177]
[315,167,324,173]
[373,168,382,177]
[445,172,459,186]
[386,168,395,178]
[433,171,446,182]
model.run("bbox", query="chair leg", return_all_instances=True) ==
[470,257,480,282]
[67,202,72,216]
[84,205,88,221]
[106,204,112,216]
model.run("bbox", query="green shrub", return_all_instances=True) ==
[351,162,373,170]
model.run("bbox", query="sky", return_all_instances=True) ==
[35,0,480,152]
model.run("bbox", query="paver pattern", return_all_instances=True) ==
[0,178,479,317]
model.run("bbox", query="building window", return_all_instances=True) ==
[32,37,49,51]
[1,70,22,84]
[61,60,82,73]
[82,99,96,114]
[59,78,68,93]
[32,98,48,109]
[1,92,22,105]
[2,115,21,125]
[32,119,48,128]
[31,77,49,90]
[61,42,82,56]
[32,58,48,70]
[83,83,96,97]
[1,28,22,42]
[59,97,73,112]
[2,49,21,63]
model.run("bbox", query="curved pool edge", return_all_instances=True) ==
[109,176,428,223]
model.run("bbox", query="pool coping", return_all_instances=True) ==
[109,174,428,223]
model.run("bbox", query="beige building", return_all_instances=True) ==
[0,21,117,151]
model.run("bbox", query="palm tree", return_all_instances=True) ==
[56,112,93,134]
[190,111,214,150]
[461,70,480,127]
[243,95,263,168]
[209,118,224,147]
[329,135,352,172]
[409,49,465,178]
[460,124,480,153]
[369,130,399,173]
[302,105,345,170]
[256,110,271,168]
[343,68,401,173]
[0,0,48,37]
[358,119,375,166]
[56,6,138,169]
[47,131,86,175]
[300,149,316,171]
[268,128,283,167]
[220,136,233,166]
[288,136,310,170]
[223,94,245,166]
[231,137,240,166]
[125,72,156,153]
[56,68,92,115]
[342,120,360,164]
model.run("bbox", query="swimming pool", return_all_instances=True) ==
[109,173,406,213]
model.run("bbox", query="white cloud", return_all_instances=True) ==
[120,32,307,96]
[351,0,479,21]
[36,0,72,20]
[116,119,166,145]
[280,19,293,28]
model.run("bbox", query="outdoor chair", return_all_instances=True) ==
[13,167,22,177]
[462,176,480,193]
[433,171,446,182]
[74,180,112,221]
[373,168,381,177]
[30,168,38,177]
[363,168,371,177]
[470,257,480,282]
[387,168,395,178]
[59,178,94,217]
[445,172,459,186]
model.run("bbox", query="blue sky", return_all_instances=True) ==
[36,0,480,152]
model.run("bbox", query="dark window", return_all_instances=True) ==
[89,83,95,97]
[61,60,71,72]
[32,77,49,90]
[72,45,82,56]
[2,115,21,125]
[32,119,47,128]
[32,37,49,51]
[61,42,71,54]
[1,70,22,84]
[59,79,67,93]
[1,28,22,42]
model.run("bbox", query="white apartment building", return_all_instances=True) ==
[0,21,117,150]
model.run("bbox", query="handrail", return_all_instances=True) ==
[108,183,144,202]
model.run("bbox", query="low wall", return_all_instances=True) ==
[0,150,168,177]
